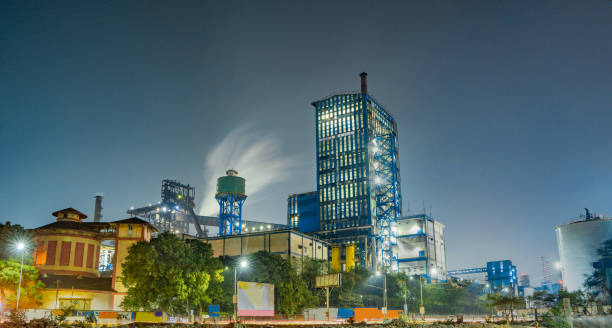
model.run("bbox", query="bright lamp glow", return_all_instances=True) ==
[16,242,25,251]
[240,260,248,268]
[375,271,381,276]
[554,262,562,270]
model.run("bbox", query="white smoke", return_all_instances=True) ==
[198,124,298,216]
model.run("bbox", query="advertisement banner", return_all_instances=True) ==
[237,281,274,316]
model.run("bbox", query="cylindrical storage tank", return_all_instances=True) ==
[216,169,246,197]
[555,217,612,291]
[331,246,341,272]
[345,245,356,272]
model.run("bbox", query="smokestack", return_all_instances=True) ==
[93,195,103,222]
[360,72,368,94]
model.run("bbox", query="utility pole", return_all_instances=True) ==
[233,267,238,322]
[16,250,24,310]
[419,275,425,320]
[403,280,408,315]
[325,287,330,321]
[383,272,387,319]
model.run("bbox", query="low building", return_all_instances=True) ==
[189,229,329,267]
[32,208,156,310]
[394,214,446,278]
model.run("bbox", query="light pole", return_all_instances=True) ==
[233,259,248,322]
[15,242,25,311]
[419,275,424,320]
[376,271,387,318]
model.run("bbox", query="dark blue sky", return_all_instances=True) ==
[1,0,611,283]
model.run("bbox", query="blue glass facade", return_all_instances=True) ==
[287,192,320,233]
[311,80,401,269]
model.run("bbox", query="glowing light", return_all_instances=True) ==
[162,207,167,212]
[409,276,414,280]
[554,262,562,270]
[376,271,381,276]
[16,242,25,251]
[372,146,378,154]
[240,260,248,268]
[260,225,263,230]
[375,177,383,185]
[267,225,271,229]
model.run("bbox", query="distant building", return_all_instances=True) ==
[519,273,530,287]
[394,214,446,279]
[556,209,612,291]
[287,191,319,233]
[487,260,518,294]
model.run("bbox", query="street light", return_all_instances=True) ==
[15,241,26,310]
[375,271,387,318]
[233,259,248,321]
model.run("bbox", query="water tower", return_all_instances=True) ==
[215,169,247,236]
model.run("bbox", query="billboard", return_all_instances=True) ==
[315,273,341,288]
[237,281,274,316]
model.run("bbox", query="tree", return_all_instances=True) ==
[120,232,223,315]
[0,260,45,308]
[528,290,555,322]
[247,251,317,316]
[584,238,612,303]
[0,221,45,308]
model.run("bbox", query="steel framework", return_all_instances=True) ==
[216,193,246,236]
[372,132,402,271]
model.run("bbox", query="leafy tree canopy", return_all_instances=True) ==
[120,232,223,314]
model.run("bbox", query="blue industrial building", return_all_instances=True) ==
[487,260,518,293]
[287,191,320,233]
[448,260,518,295]
[302,73,402,270]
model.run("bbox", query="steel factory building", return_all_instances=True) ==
[287,73,446,276]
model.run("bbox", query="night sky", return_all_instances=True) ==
[2,1,611,284]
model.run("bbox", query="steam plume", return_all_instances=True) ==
[198,124,298,216]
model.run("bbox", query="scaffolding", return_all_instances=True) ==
[372,132,402,271]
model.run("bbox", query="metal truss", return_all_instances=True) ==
[217,194,246,236]
[372,133,402,271]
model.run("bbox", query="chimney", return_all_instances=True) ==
[94,195,103,222]
[360,72,368,94]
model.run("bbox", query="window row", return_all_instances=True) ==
[318,131,367,156]
[320,181,370,203]
[319,166,367,186]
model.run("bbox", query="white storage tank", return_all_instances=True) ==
[555,210,612,291]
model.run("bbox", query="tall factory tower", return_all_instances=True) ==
[216,169,247,236]
[312,73,402,271]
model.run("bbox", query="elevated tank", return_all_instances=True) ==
[216,169,246,197]
[555,215,612,291]
[215,169,247,236]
